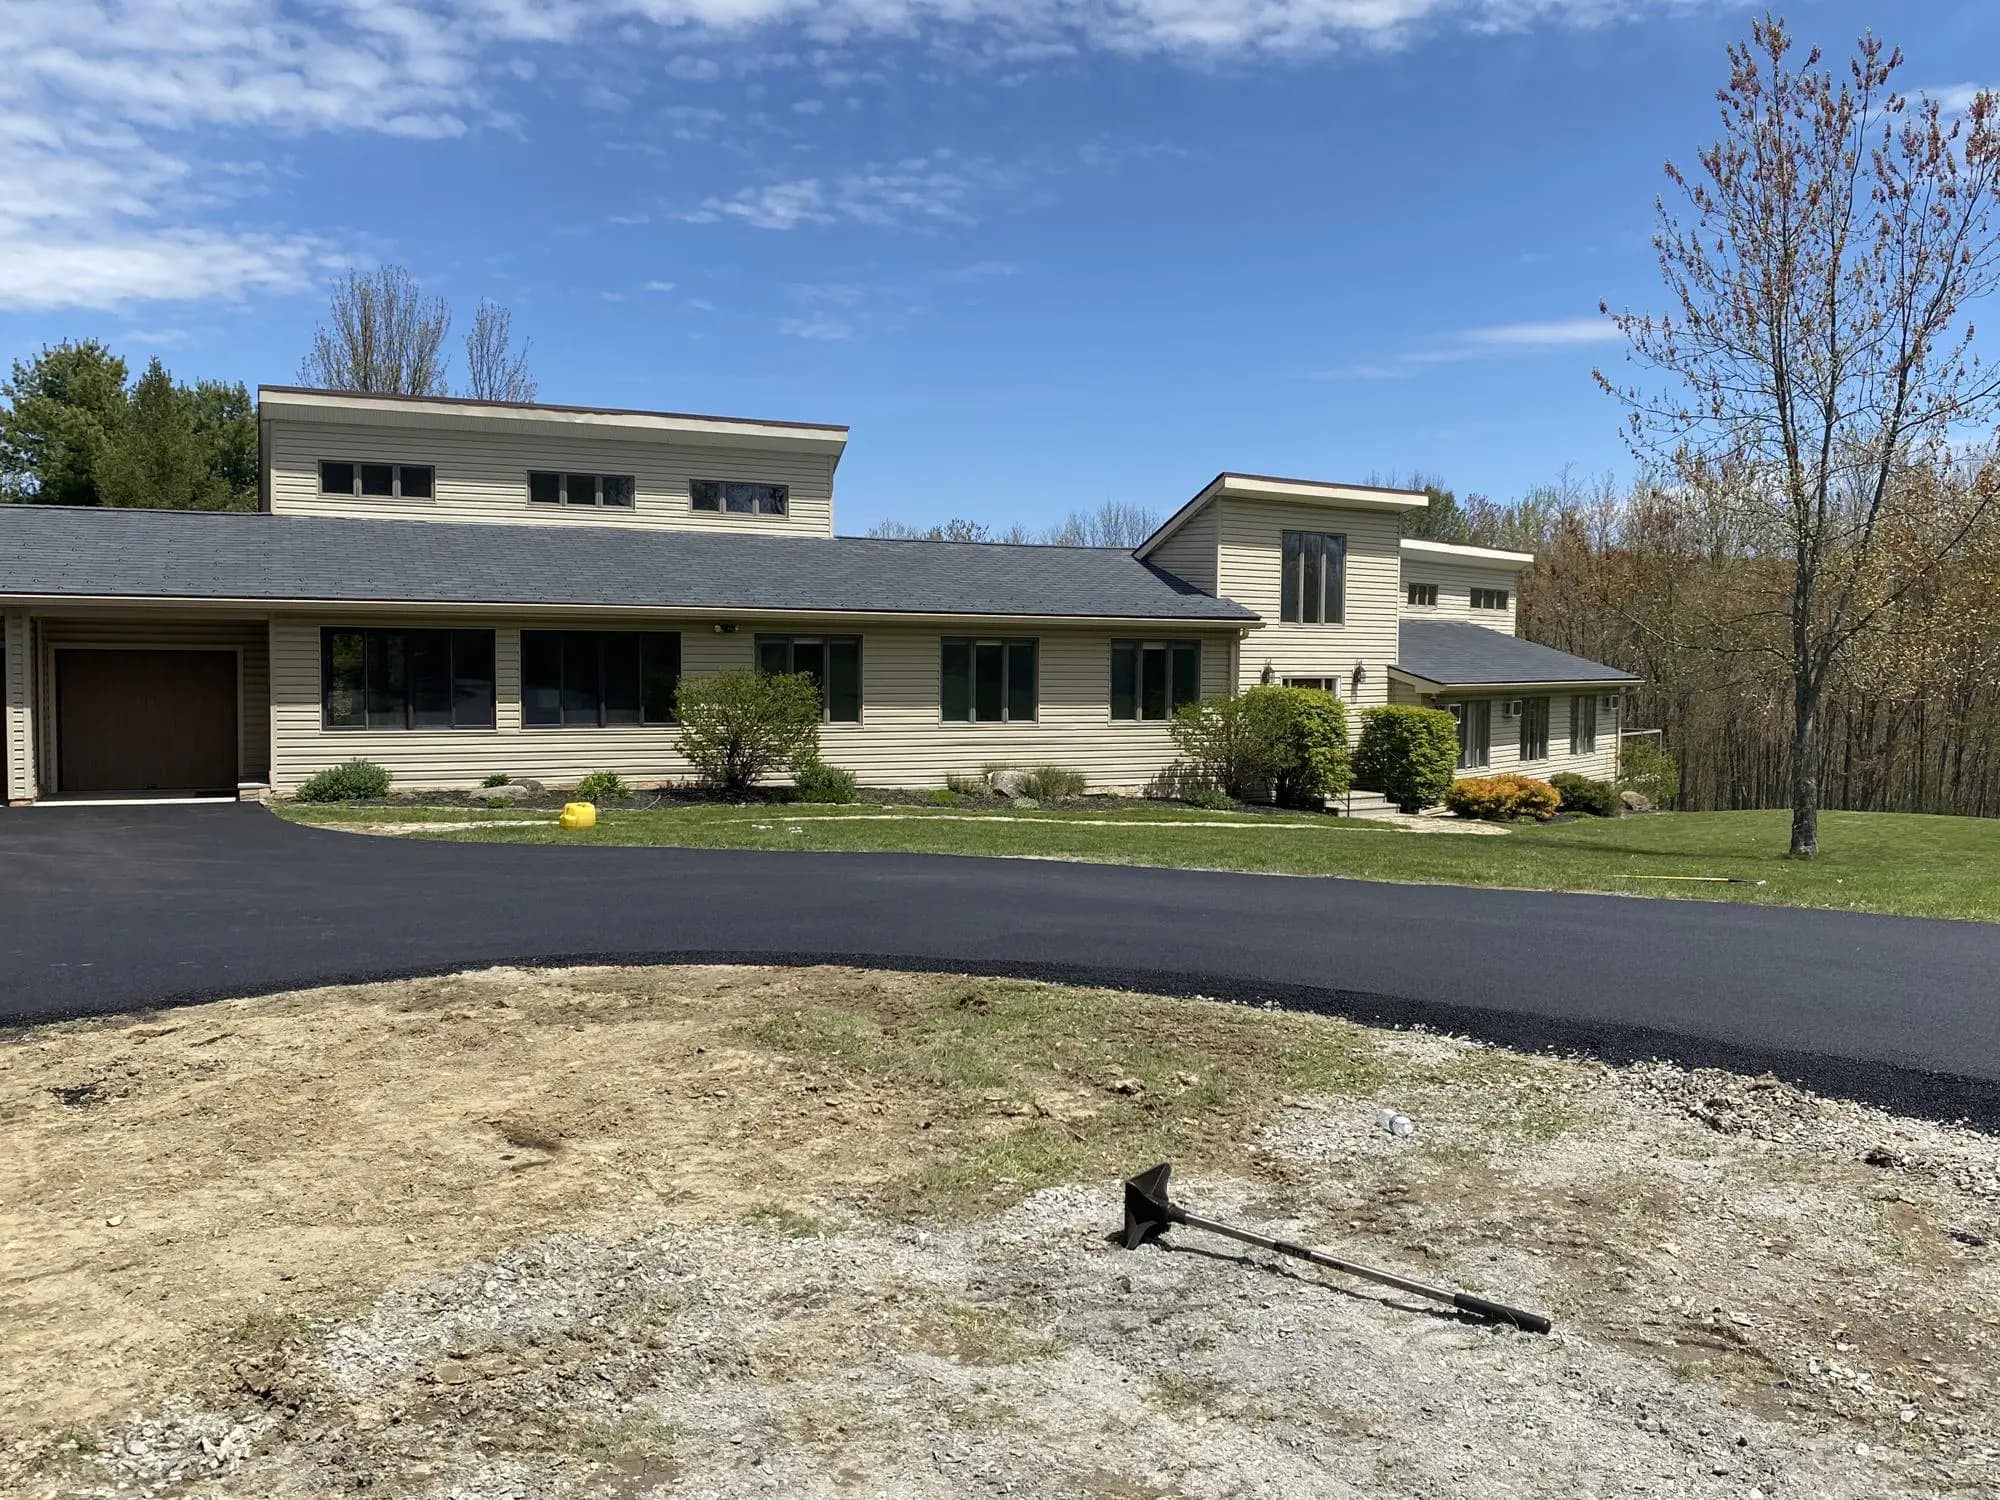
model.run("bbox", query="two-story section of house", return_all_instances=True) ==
[0,387,1634,804]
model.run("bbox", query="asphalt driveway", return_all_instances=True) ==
[3,804,1996,1126]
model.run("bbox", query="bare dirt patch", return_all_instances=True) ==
[3,965,1996,1497]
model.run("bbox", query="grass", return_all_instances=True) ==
[276,800,2000,922]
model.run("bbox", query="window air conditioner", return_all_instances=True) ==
[1504,699,1523,717]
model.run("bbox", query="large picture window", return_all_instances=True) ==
[1111,640,1200,722]
[1518,696,1550,761]
[941,638,1037,723]
[1447,700,1491,770]
[1280,531,1347,625]
[691,479,788,515]
[1570,693,1598,754]
[521,631,680,728]
[321,628,495,730]
[758,635,861,722]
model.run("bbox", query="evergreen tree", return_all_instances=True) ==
[94,358,224,510]
[0,340,129,505]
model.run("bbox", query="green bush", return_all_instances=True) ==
[575,771,629,802]
[1550,772,1620,817]
[928,787,967,806]
[672,671,823,794]
[791,759,860,804]
[481,772,511,788]
[1352,705,1459,812]
[1619,737,1680,807]
[1169,685,1351,807]
[1021,765,1088,801]
[295,759,391,803]
[1181,785,1237,811]
[1445,773,1562,822]
[944,771,988,798]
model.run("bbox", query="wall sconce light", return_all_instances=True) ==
[1351,662,1368,692]
[712,622,738,635]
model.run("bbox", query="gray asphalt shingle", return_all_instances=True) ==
[0,505,1257,623]
[1398,620,1637,686]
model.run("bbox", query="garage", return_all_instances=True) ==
[56,649,239,795]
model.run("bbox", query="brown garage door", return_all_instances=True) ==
[57,649,238,794]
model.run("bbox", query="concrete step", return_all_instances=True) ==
[1332,790,1401,819]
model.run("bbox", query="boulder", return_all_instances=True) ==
[1619,788,1653,814]
[989,768,1033,798]
[471,783,539,804]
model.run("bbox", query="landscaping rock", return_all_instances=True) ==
[989,769,1032,798]
[1620,788,1654,814]
[470,784,538,805]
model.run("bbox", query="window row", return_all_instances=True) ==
[320,631,1204,730]
[1404,582,1511,610]
[1445,693,1609,769]
[317,462,789,515]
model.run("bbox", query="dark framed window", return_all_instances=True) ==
[1446,700,1491,770]
[1282,676,1341,696]
[1406,582,1438,607]
[1518,696,1550,761]
[691,479,788,515]
[1471,587,1510,610]
[320,628,495,730]
[1111,640,1200,722]
[941,638,1037,723]
[1570,693,1598,754]
[320,460,434,500]
[757,635,861,722]
[528,471,636,508]
[1280,531,1347,625]
[521,631,680,728]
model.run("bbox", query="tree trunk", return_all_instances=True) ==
[1790,673,1820,858]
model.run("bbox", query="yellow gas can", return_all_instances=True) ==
[559,801,597,831]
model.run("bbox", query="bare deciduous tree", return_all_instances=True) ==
[1598,19,2000,857]
[463,299,537,402]
[863,499,1161,547]
[299,264,452,396]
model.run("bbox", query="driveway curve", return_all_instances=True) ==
[3,804,1996,1127]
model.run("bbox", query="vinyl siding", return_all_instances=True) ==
[268,615,1235,793]
[1215,499,1401,709]
[1146,506,1218,595]
[4,611,34,802]
[1400,557,1521,632]
[35,617,272,788]
[265,416,836,536]
[1417,689,1624,782]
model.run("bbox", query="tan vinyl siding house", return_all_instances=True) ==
[1399,539,1534,634]
[0,390,1639,805]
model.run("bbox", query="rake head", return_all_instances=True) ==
[1121,1162,1181,1249]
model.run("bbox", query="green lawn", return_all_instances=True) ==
[277,800,2000,922]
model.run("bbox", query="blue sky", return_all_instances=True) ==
[5,1,1996,533]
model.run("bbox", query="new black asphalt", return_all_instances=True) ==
[3,804,1996,1127]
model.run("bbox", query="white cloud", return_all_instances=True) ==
[644,279,677,292]
[0,227,338,312]
[689,152,1001,231]
[1930,82,1998,119]
[608,212,653,224]
[779,311,856,340]
[1313,314,1619,379]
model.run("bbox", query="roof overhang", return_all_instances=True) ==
[0,592,1253,630]
[1389,666,1641,694]
[1399,537,1536,568]
[1135,471,1428,561]
[257,387,850,464]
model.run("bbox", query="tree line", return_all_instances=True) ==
[0,264,533,510]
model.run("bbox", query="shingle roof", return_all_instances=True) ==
[0,506,1257,623]
[1398,620,1637,687]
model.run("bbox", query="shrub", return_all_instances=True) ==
[791,759,859,804]
[1181,785,1237,811]
[295,759,391,803]
[672,671,823,794]
[928,787,967,806]
[1169,685,1351,807]
[1619,737,1680,808]
[481,772,511,788]
[1353,705,1459,812]
[1021,765,1088,801]
[1550,772,1620,817]
[944,772,988,798]
[1445,773,1562,822]
[575,771,629,802]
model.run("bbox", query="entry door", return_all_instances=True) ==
[57,649,238,793]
